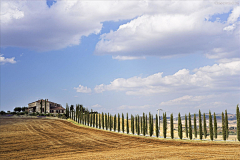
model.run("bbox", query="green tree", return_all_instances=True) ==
[127,113,129,134]
[185,114,188,138]
[108,113,110,130]
[194,113,197,139]
[189,113,192,140]
[118,113,120,132]
[209,111,213,141]
[122,113,125,133]
[99,113,101,129]
[163,112,167,138]
[143,113,146,136]
[137,115,140,135]
[110,114,112,131]
[171,113,174,139]
[114,114,116,131]
[135,115,138,134]
[66,103,69,118]
[178,113,182,139]
[199,110,202,140]
[96,113,98,128]
[149,113,153,137]
[102,112,104,129]
[14,107,22,113]
[225,110,228,139]
[203,113,207,139]
[145,114,148,135]
[214,112,217,139]
[105,113,108,130]
[222,112,226,140]
[131,114,135,135]
[237,104,240,141]
[141,116,143,134]
[155,114,159,137]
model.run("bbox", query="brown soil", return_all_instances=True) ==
[0,118,239,160]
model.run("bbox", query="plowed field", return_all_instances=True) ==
[0,118,239,159]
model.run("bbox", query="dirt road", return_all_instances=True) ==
[0,118,239,159]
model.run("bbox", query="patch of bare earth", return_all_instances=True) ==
[0,118,239,160]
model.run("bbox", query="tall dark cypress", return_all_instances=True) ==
[209,111,213,141]
[163,113,166,138]
[194,113,197,139]
[66,103,69,118]
[131,115,135,135]
[96,113,98,128]
[225,110,228,139]
[189,113,192,140]
[90,112,92,127]
[105,113,108,130]
[135,115,138,134]
[171,113,174,139]
[152,114,154,137]
[114,114,116,131]
[118,113,120,132]
[102,112,104,129]
[150,113,152,137]
[110,114,113,131]
[44,99,46,114]
[143,113,146,136]
[127,113,129,134]
[108,113,110,130]
[99,113,101,129]
[145,114,148,135]
[203,113,207,139]
[214,112,217,139]
[185,114,188,138]
[178,113,182,139]
[237,105,240,141]
[199,110,202,140]
[137,115,140,135]
[141,116,143,134]
[156,114,159,137]
[122,113,124,133]
[222,112,226,140]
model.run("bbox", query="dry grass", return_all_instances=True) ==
[0,117,239,160]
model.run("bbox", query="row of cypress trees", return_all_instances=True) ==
[66,103,239,141]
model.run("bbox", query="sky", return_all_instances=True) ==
[1,0,240,117]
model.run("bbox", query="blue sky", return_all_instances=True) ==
[1,0,240,117]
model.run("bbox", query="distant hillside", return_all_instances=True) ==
[176,113,237,121]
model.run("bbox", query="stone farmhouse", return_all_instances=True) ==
[28,99,65,114]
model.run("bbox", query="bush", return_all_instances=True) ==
[0,111,6,115]
[61,114,67,119]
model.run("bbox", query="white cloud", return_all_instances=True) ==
[227,6,240,24]
[112,55,145,60]
[74,85,91,93]
[95,3,239,60]
[94,59,240,95]
[0,54,16,65]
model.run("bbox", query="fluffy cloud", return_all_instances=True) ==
[94,59,240,95]
[74,85,91,93]
[112,55,145,60]
[95,3,239,59]
[0,54,16,65]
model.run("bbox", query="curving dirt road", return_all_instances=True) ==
[0,118,239,159]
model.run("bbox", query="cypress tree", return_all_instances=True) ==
[102,112,104,129]
[127,113,129,134]
[84,112,86,125]
[122,113,124,133]
[96,113,98,128]
[40,99,43,113]
[118,113,120,132]
[105,113,107,130]
[171,113,174,139]
[189,113,192,140]
[222,112,226,140]
[199,110,202,140]
[114,114,116,131]
[141,116,143,134]
[137,115,140,135]
[44,99,46,114]
[90,112,92,127]
[178,113,182,139]
[194,113,197,139]
[185,114,188,138]
[149,113,152,137]
[203,113,207,139]
[225,110,228,139]
[108,113,110,130]
[214,112,217,139]
[145,114,148,135]
[135,115,138,134]
[143,113,146,136]
[131,115,135,135]
[237,105,240,141]
[152,114,154,137]
[163,113,166,138]
[156,114,159,137]
[66,103,69,118]
[99,114,101,129]
[209,111,213,141]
